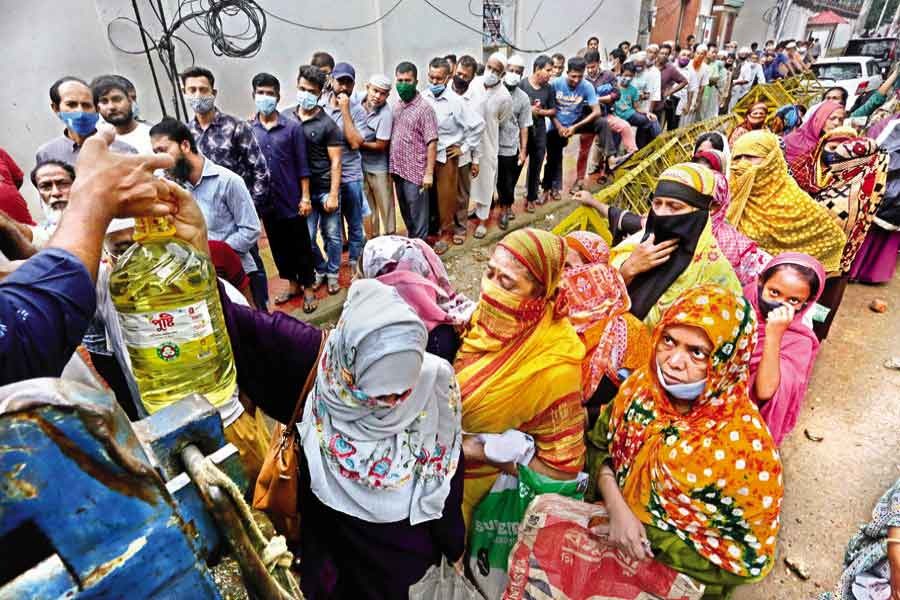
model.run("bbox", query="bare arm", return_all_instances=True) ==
[325,146,342,212]
[753,305,794,402]
[338,96,364,149]
[360,139,389,153]
[571,104,601,134]
[462,435,576,480]
[878,66,900,96]
[425,140,437,182]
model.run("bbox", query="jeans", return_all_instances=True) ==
[393,175,429,239]
[542,128,567,192]
[524,127,547,202]
[307,192,342,276]
[248,243,269,311]
[340,180,366,262]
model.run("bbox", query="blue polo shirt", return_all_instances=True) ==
[0,248,96,384]
[550,77,599,128]
[250,114,311,220]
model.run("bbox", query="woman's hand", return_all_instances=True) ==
[887,527,900,599]
[462,435,486,462]
[764,304,795,338]
[620,234,678,283]
[607,503,653,562]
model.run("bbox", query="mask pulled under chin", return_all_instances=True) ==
[656,360,706,401]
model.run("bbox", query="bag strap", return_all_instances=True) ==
[285,329,329,430]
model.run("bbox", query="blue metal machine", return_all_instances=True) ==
[0,376,292,599]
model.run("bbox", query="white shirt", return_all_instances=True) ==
[421,87,485,164]
[116,122,154,155]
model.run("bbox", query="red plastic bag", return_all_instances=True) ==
[503,494,705,600]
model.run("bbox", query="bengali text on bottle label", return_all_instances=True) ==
[118,301,215,362]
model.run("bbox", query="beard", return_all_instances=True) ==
[169,153,192,184]
[105,106,134,126]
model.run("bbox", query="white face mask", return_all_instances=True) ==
[483,71,501,87]
[656,360,707,401]
[503,72,521,87]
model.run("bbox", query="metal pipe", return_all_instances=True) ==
[131,0,168,118]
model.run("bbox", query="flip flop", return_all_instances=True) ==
[274,291,299,305]
[302,292,318,314]
[433,240,450,255]
[884,357,900,370]
[452,232,466,245]
[473,224,487,239]
[526,201,536,213]
[327,277,340,295]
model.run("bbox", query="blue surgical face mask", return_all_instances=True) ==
[255,94,278,115]
[296,90,318,111]
[656,360,707,401]
[58,111,99,137]
[429,83,446,96]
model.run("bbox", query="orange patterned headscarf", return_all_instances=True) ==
[607,285,783,579]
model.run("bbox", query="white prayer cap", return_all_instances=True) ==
[738,46,751,55]
[488,51,508,68]
[632,51,648,62]
[106,218,135,234]
[508,54,525,68]
[696,44,709,53]
[718,50,728,58]
[786,41,797,49]
[647,43,660,52]
[368,74,391,90]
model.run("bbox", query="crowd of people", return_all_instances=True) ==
[1,29,900,600]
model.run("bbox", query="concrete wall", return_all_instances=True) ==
[1,0,481,211]
[510,0,641,66]
[731,0,776,45]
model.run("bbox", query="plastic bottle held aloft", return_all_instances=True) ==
[109,216,237,414]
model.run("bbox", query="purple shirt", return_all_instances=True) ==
[390,93,438,186]
[0,248,96,384]
[653,63,688,112]
[250,114,311,220]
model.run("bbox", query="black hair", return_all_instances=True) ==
[444,53,457,63]
[428,57,451,74]
[610,48,626,63]
[686,34,695,41]
[567,57,587,74]
[551,52,565,63]
[584,49,601,64]
[694,132,725,152]
[90,74,133,105]
[457,55,477,73]
[252,72,281,94]
[476,62,485,76]
[149,117,198,153]
[297,64,327,91]
[395,61,418,79]
[631,44,642,52]
[310,51,335,71]
[30,159,75,187]
[587,36,599,45]
[618,40,630,50]
[532,54,552,71]
[762,263,820,301]
[180,66,215,88]
[661,42,673,51]
[49,76,88,106]
[621,62,636,74]
[751,42,759,50]
[823,86,848,107]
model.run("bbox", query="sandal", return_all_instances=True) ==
[473,224,487,239]
[525,201,536,213]
[274,291,299,305]
[569,180,584,194]
[327,276,340,295]
[302,291,318,314]
[452,230,466,245]
[312,272,326,291]
[433,240,450,255]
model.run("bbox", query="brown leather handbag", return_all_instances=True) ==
[252,331,327,535]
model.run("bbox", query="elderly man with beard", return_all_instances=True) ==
[358,74,395,238]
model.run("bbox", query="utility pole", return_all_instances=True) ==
[774,0,793,41]
[876,0,891,34]
[637,0,654,46]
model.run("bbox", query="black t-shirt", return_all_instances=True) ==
[282,106,342,195]
[518,78,556,137]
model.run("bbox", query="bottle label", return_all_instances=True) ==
[118,301,215,363]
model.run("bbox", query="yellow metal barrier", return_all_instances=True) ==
[554,74,824,237]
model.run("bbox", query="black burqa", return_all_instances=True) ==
[626,179,713,320]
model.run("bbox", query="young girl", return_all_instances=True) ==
[745,252,825,445]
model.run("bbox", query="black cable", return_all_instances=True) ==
[132,0,168,118]
[174,0,267,58]
[262,0,405,31]
[424,0,607,54]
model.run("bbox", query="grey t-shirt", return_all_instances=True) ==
[36,132,137,165]
[498,86,534,156]
[320,92,367,183]
[359,101,393,173]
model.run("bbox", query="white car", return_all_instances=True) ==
[811,56,884,110]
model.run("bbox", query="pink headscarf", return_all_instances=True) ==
[744,252,826,445]
[783,100,843,165]
[361,236,475,331]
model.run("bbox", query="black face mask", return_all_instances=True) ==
[756,288,785,320]
[642,207,708,253]
[453,75,471,93]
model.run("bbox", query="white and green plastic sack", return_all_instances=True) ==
[468,466,588,598]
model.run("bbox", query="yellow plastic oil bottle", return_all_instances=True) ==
[109,216,237,414]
